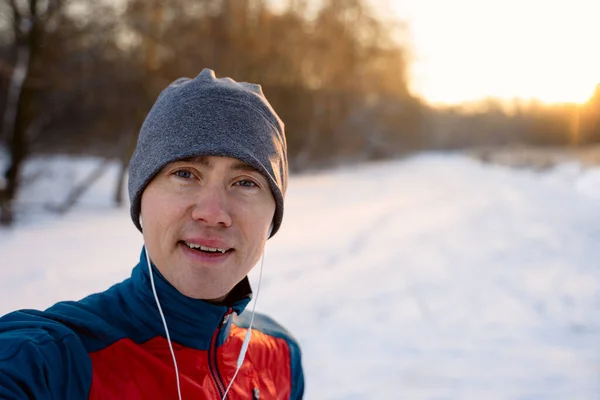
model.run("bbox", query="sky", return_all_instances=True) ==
[1,154,599,398]
[377,0,600,105]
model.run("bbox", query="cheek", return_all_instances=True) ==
[234,202,275,238]
[141,190,189,234]
[237,197,274,221]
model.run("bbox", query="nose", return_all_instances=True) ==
[190,186,232,228]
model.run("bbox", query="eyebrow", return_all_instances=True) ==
[230,163,260,173]
[181,156,260,174]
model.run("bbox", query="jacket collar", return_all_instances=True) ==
[127,247,252,350]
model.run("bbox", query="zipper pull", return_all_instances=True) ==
[222,308,233,326]
[252,387,260,400]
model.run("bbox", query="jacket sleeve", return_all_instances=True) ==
[287,335,304,400]
[0,310,92,399]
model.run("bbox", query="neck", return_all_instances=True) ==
[125,248,252,349]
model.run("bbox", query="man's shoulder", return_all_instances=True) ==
[0,280,133,353]
[0,308,82,348]
[233,311,304,398]
[233,310,303,366]
[234,311,299,345]
[47,282,139,352]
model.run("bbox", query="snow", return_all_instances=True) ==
[1,153,599,399]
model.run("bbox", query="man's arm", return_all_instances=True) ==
[0,310,92,399]
[287,334,304,400]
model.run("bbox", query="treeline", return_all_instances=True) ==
[0,0,599,226]
[0,0,423,164]
[426,86,600,149]
[0,0,421,224]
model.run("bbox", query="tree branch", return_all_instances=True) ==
[8,0,22,35]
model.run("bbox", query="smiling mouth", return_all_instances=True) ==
[181,241,232,254]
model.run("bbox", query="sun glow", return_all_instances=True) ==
[384,0,600,105]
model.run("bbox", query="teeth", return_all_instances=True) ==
[184,242,227,253]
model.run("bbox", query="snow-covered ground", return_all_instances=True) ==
[1,153,599,399]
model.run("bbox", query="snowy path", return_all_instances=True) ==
[1,154,599,399]
[263,155,600,399]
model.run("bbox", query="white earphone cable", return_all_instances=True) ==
[145,246,183,400]
[221,250,266,399]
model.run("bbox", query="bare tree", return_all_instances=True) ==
[0,0,63,225]
[0,0,420,222]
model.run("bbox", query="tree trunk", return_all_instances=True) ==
[0,20,33,226]
[114,129,138,206]
[50,159,111,214]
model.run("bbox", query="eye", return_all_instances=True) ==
[173,169,194,179]
[236,179,258,188]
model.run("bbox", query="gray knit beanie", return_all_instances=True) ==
[128,68,288,237]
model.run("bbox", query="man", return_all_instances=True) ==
[0,69,304,399]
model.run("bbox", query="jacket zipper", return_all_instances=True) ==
[209,308,233,399]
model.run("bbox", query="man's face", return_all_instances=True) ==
[140,156,276,301]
